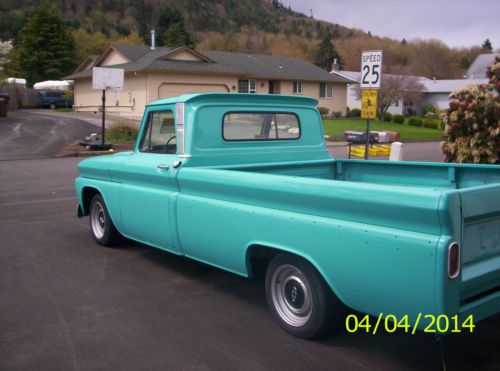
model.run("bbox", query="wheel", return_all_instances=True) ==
[48,102,56,110]
[89,194,121,246]
[265,253,343,338]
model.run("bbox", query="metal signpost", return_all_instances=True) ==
[92,67,124,149]
[360,50,383,159]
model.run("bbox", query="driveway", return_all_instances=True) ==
[0,157,498,370]
[0,111,97,160]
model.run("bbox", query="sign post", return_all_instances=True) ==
[360,50,383,159]
[92,67,124,149]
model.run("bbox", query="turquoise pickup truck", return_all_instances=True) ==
[76,93,500,338]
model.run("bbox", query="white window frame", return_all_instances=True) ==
[319,82,333,98]
[293,81,302,94]
[238,79,256,94]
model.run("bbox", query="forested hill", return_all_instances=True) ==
[0,0,488,78]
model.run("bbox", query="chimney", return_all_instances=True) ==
[151,29,156,50]
[331,58,339,72]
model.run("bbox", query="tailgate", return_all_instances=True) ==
[459,185,500,312]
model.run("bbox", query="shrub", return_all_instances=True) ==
[106,123,139,143]
[333,111,342,118]
[408,116,423,127]
[423,118,439,129]
[350,108,361,117]
[382,112,393,122]
[422,104,439,115]
[318,106,329,116]
[442,56,500,164]
[392,114,405,124]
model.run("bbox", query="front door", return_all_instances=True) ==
[118,107,180,252]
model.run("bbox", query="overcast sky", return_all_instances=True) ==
[283,0,499,49]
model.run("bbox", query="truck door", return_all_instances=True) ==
[118,107,181,253]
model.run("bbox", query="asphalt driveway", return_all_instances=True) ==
[0,110,96,160]
[0,157,498,370]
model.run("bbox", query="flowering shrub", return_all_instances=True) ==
[441,56,500,163]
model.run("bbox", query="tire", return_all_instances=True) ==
[265,253,344,338]
[89,194,121,246]
[48,103,56,110]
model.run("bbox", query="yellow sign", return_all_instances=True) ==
[361,89,378,119]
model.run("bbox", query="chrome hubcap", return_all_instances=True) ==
[271,264,313,327]
[91,201,105,239]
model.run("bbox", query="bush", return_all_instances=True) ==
[442,56,500,163]
[333,111,342,118]
[392,114,405,124]
[408,116,423,127]
[423,118,439,129]
[106,123,139,143]
[422,104,439,115]
[350,108,361,117]
[381,112,392,122]
[318,107,329,116]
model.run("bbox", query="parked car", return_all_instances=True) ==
[37,90,73,109]
[75,93,500,338]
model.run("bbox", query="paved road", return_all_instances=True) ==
[0,157,498,370]
[0,111,100,160]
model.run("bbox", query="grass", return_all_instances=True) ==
[54,107,73,112]
[323,118,445,142]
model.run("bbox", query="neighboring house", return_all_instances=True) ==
[332,70,430,115]
[466,53,498,79]
[418,78,488,112]
[66,45,353,120]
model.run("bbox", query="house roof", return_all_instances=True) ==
[66,45,353,83]
[420,78,489,93]
[466,53,498,79]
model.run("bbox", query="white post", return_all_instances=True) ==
[389,142,404,161]
[151,29,156,50]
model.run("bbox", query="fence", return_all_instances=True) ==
[0,85,39,110]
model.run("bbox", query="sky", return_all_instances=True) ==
[283,0,499,49]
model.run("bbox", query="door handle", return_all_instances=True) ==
[157,164,170,170]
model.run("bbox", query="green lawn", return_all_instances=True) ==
[323,118,445,142]
[54,107,73,112]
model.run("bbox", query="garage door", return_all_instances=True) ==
[158,83,229,99]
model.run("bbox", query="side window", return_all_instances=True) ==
[139,110,177,154]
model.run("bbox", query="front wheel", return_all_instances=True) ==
[89,194,121,246]
[265,253,343,338]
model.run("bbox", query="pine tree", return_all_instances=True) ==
[481,38,493,52]
[314,30,343,71]
[14,2,76,85]
[156,5,194,48]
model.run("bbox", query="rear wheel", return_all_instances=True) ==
[89,194,120,246]
[48,102,56,110]
[265,253,343,338]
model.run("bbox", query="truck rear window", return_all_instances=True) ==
[223,112,300,141]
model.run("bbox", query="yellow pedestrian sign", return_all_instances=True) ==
[361,89,378,119]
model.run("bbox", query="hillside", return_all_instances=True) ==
[0,0,485,78]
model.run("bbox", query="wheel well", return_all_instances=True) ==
[247,245,282,279]
[81,187,100,215]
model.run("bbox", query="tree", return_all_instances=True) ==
[353,71,425,119]
[155,5,194,48]
[481,38,493,52]
[12,2,76,85]
[314,30,343,71]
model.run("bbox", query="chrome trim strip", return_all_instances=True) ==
[448,242,461,279]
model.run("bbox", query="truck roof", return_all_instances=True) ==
[147,92,319,107]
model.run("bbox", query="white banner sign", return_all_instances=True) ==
[92,67,124,91]
[360,50,383,89]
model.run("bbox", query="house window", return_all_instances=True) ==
[293,81,302,94]
[319,83,333,98]
[238,79,256,93]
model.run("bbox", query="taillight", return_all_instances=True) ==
[448,242,460,279]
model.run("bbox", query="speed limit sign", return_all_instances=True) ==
[360,50,383,89]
